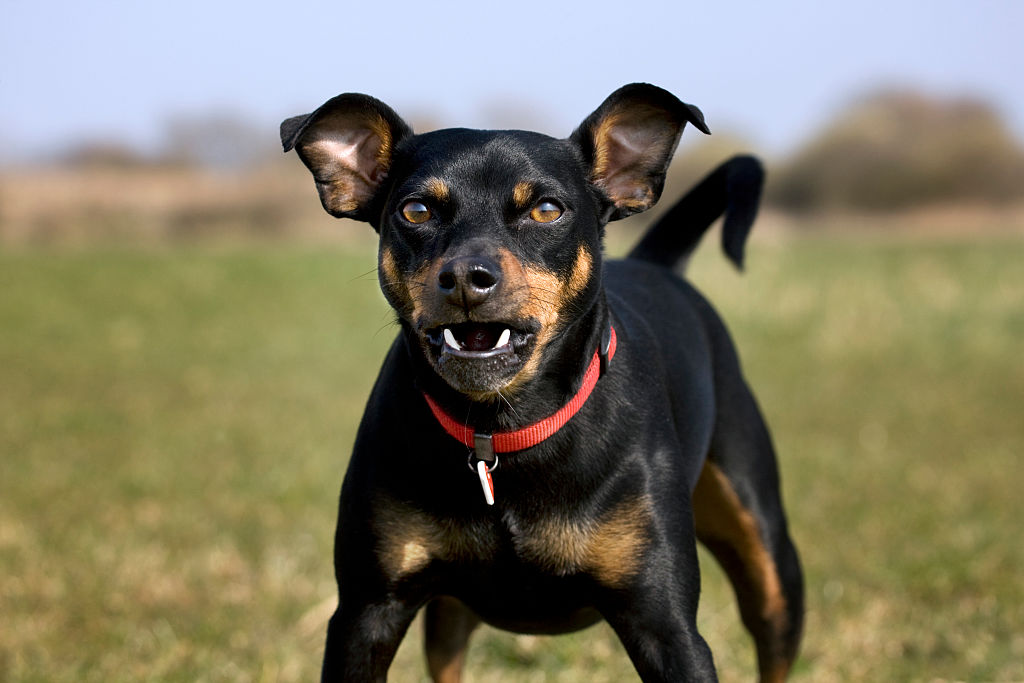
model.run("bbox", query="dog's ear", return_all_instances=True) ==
[281,94,412,222]
[571,83,710,221]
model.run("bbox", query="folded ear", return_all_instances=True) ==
[281,94,412,222]
[571,83,710,221]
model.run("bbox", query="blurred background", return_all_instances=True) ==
[2,1,1022,681]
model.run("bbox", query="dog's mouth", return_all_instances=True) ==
[422,321,538,395]
[427,322,531,358]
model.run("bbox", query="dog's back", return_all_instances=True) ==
[608,156,805,679]
[595,155,764,491]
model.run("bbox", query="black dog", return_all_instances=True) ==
[281,83,803,682]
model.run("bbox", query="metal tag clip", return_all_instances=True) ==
[471,432,496,505]
[473,432,495,463]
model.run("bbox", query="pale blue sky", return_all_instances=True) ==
[2,0,1021,160]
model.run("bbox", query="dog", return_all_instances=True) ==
[281,83,804,682]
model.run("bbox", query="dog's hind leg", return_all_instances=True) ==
[692,382,804,683]
[424,596,480,683]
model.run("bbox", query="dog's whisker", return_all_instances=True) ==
[372,319,401,339]
[496,390,521,421]
[349,267,381,283]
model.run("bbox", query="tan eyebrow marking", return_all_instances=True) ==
[513,181,534,209]
[424,177,450,202]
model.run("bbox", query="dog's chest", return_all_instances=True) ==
[373,495,652,588]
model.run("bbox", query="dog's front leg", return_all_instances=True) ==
[598,531,719,683]
[320,594,419,683]
[603,596,718,683]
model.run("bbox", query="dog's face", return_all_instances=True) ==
[375,128,604,398]
[282,84,708,398]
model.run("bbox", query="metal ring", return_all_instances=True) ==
[467,453,499,473]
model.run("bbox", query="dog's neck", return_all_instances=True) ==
[409,293,610,436]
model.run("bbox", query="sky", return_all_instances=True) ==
[1,0,1022,162]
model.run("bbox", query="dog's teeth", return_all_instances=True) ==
[496,328,511,348]
[443,328,461,350]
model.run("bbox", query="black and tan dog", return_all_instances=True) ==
[281,83,803,682]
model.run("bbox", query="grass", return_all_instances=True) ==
[1,231,1022,681]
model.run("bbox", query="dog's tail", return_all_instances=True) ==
[627,155,764,273]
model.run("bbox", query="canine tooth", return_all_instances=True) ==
[443,328,461,350]
[496,328,511,348]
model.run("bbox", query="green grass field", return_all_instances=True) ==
[2,232,1022,681]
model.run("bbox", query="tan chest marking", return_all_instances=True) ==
[374,495,651,588]
[374,498,499,581]
[516,495,652,587]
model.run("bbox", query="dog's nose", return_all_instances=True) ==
[438,255,501,309]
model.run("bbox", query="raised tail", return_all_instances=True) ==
[627,155,764,273]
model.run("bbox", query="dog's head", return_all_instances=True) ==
[282,84,708,399]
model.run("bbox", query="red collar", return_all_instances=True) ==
[423,325,617,456]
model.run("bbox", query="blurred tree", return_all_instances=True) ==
[60,141,150,168]
[768,90,1024,211]
[161,112,277,168]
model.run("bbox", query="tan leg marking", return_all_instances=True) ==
[425,596,479,683]
[693,461,791,682]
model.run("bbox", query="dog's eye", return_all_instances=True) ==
[401,201,432,224]
[530,201,562,223]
